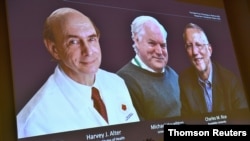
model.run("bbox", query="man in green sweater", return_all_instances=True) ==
[117,15,181,121]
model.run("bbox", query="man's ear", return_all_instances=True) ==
[208,44,212,57]
[44,39,60,60]
[133,35,139,46]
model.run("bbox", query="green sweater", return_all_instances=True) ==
[117,62,181,121]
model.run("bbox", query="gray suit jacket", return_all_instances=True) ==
[179,62,248,117]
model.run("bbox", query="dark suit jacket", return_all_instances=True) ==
[179,62,248,117]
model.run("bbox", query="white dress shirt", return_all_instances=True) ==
[17,65,139,138]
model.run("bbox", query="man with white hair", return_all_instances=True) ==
[117,15,181,121]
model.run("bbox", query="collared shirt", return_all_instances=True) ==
[198,63,213,112]
[17,65,139,138]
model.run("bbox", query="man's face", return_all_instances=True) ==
[134,22,168,72]
[52,12,101,77]
[184,28,212,73]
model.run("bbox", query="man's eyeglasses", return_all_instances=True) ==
[185,43,210,51]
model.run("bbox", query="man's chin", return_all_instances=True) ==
[194,66,206,72]
[81,68,99,74]
[152,66,164,73]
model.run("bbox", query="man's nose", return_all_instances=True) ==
[154,44,163,54]
[81,42,93,55]
[191,45,199,54]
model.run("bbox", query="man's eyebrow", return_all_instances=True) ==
[148,39,166,44]
[64,33,98,39]
[88,34,98,38]
[65,34,78,38]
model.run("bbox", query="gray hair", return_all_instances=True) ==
[131,15,167,52]
[182,22,209,43]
